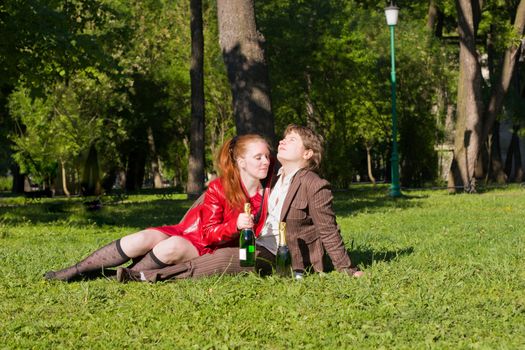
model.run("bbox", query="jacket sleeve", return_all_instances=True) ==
[307,179,353,272]
[200,182,239,246]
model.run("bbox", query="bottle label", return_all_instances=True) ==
[248,245,255,253]
[239,248,247,260]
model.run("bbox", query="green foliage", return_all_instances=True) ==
[257,0,448,186]
[1,188,525,348]
[0,176,12,192]
[2,0,524,192]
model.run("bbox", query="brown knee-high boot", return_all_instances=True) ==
[128,250,169,271]
[116,250,169,283]
[44,239,130,282]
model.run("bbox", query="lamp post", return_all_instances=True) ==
[385,1,402,198]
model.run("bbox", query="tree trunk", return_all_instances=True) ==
[216,0,275,141]
[427,0,444,37]
[513,127,523,182]
[304,71,320,132]
[365,145,376,185]
[504,127,518,179]
[146,126,163,189]
[477,0,525,163]
[487,121,507,183]
[60,159,70,197]
[10,163,26,194]
[448,0,484,192]
[81,144,102,196]
[187,0,205,197]
[125,147,146,192]
[505,125,523,182]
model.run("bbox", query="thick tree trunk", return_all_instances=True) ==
[477,0,525,164]
[216,0,275,141]
[146,126,163,189]
[187,0,205,197]
[448,0,484,192]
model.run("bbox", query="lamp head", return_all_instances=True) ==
[385,1,399,26]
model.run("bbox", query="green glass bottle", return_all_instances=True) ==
[239,203,256,267]
[275,222,292,277]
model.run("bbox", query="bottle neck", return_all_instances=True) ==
[278,230,286,246]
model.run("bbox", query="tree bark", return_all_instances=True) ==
[427,0,444,37]
[146,126,163,189]
[487,121,507,183]
[60,159,70,196]
[216,0,275,141]
[187,0,205,197]
[477,0,525,166]
[10,163,26,194]
[505,125,523,182]
[81,144,102,196]
[513,127,523,182]
[365,145,376,185]
[304,71,321,132]
[448,0,484,192]
[125,146,146,192]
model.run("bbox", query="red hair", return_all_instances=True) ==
[216,134,270,209]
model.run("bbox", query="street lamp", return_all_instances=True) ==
[385,1,402,197]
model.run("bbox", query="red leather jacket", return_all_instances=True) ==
[152,175,272,256]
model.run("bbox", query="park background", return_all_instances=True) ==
[1,1,525,348]
[1,0,525,195]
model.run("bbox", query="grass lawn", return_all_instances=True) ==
[1,186,524,349]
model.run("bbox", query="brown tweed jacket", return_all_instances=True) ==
[280,169,353,273]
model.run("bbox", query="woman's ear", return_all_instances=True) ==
[303,149,314,160]
[237,157,246,169]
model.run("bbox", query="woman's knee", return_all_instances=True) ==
[154,237,198,264]
[120,229,168,256]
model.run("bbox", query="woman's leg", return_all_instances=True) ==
[117,246,276,283]
[129,236,199,271]
[44,229,169,281]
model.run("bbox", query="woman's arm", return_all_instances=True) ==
[200,182,240,246]
[308,179,353,271]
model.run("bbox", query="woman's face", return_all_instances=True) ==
[277,131,308,164]
[237,140,271,180]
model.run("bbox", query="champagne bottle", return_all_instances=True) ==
[239,203,256,267]
[275,222,292,277]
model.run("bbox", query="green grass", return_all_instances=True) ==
[1,186,524,349]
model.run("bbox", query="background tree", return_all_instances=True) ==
[216,0,275,140]
[448,0,484,192]
[187,0,206,196]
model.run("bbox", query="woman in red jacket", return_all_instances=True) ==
[44,134,273,281]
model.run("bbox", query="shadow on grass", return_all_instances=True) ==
[332,187,427,216]
[0,198,194,228]
[2,185,429,229]
[349,246,414,268]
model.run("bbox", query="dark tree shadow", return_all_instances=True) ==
[348,247,414,269]
[332,187,427,217]
[0,197,194,228]
[322,247,414,272]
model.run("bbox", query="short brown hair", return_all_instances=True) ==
[283,124,323,171]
